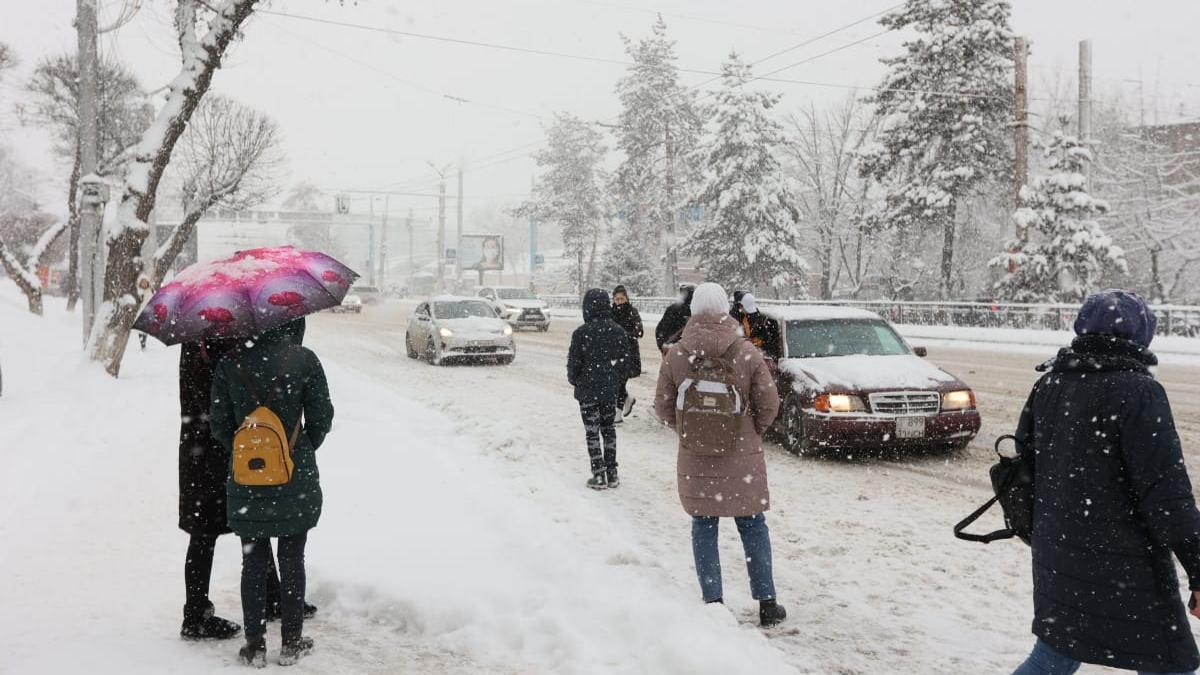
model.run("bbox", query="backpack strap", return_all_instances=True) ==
[953,497,1015,543]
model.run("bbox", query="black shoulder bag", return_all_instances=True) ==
[953,434,1034,545]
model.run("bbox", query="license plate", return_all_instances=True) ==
[895,416,926,439]
[468,341,492,347]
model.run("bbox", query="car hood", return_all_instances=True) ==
[779,354,961,393]
[437,316,509,338]
[496,298,544,309]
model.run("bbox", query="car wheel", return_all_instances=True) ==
[779,396,806,455]
[497,355,515,365]
[405,333,418,359]
[429,340,445,366]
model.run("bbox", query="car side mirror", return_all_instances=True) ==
[913,346,928,357]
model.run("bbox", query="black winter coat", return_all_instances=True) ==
[1018,335,1200,672]
[567,289,630,404]
[655,290,693,351]
[178,339,237,536]
[611,302,644,377]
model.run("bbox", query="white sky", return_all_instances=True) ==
[2,0,1199,221]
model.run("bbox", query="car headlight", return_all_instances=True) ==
[439,327,454,338]
[942,389,975,411]
[813,393,867,413]
[502,325,513,336]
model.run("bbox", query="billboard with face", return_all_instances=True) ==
[460,234,504,271]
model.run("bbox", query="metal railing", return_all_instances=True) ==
[543,295,1200,338]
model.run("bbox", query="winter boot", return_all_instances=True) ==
[266,601,318,622]
[759,599,787,627]
[606,469,620,489]
[622,396,636,418]
[586,474,608,490]
[181,602,242,641]
[238,637,267,668]
[278,634,315,666]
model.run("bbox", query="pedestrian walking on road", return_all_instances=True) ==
[210,317,334,667]
[611,285,644,420]
[655,283,695,352]
[567,288,630,489]
[1012,290,1200,675]
[654,282,786,627]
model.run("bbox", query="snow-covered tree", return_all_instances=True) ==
[88,0,261,377]
[599,222,659,295]
[611,17,704,293]
[992,128,1126,302]
[19,54,152,309]
[516,112,610,295]
[0,146,65,315]
[859,0,1014,299]
[686,53,808,296]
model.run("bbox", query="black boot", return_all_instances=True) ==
[759,599,787,627]
[586,474,608,490]
[266,600,318,622]
[606,469,620,489]
[278,634,315,666]
[181,602,241,641]
[238,637,267,668]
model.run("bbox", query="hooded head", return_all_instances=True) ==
[1073,289,1157,348]
[582,288,612,322]
[740,293,758,314]
[255,316,307,347]
[679,283,696,305]
[690,282,730,318]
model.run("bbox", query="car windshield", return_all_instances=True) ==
[433,300,495,319]
[497,288,534,300]
[785,319,910,358]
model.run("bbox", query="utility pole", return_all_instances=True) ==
[406,208,414,293]
[428,162,450,293]
[1078,39,1094,191]
[663,119,678,294]
[528,174,537,292]
[378,196,389,289]
[455,167,464,287]
[76,0,100,347]
[1014,36,1029,241]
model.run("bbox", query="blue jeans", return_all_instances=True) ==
[1014,639,1195,675]
[691,514,776,603]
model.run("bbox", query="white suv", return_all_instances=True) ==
[478,286,551,332]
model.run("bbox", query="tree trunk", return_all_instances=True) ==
[65,155,82,311]
[0,240,44,316]
[576,248,584,298]
[152,205,206,285]
[1149,246,1166,303]
[585,231,598,289]
[939,208,957,300]
[88,0,260,377]
[820,219,834,299]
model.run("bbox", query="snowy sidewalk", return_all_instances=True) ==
[0,292,795,674]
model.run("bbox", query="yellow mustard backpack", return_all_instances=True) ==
[231,363,303,487]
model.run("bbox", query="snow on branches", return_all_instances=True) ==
[686,53,808,296]
[992,130,1126,302]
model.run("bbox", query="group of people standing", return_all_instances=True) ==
[567,281,788,626]
[177,316,333,667]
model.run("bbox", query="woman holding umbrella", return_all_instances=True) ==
[136,246,354,667]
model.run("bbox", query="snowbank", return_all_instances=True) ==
[896,324,1200,365]
[0,287,795,674]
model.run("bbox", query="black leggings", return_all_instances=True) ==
[241,534,308,641]
[185,533,280,612]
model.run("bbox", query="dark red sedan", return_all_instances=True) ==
[758,306,981,454]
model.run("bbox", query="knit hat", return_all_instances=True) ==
[1073,289,1157,348]
[690,282,730,317]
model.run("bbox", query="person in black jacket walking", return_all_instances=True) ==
[655,283,695,351]
[568,288,630,489]
[1012,290,1200,675]
[611,285,643,419]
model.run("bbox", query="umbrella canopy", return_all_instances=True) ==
[133,246,359,345]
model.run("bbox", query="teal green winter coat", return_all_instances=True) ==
[210,319,334,538]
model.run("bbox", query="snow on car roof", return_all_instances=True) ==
[760,304,883,322]
[429,294,488,303]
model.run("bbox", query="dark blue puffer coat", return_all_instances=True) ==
[1017,334,1200,672]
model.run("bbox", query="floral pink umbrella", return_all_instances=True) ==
[133,246,359,345]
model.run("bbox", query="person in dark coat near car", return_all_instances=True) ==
[1012,290,1200,675]
[611,285,643,419]
[568,288,630,489]
[654,283,695,351]
[730,291,779,357]
[211,317,334,667]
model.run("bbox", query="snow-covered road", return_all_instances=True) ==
[302,301,1200,673]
